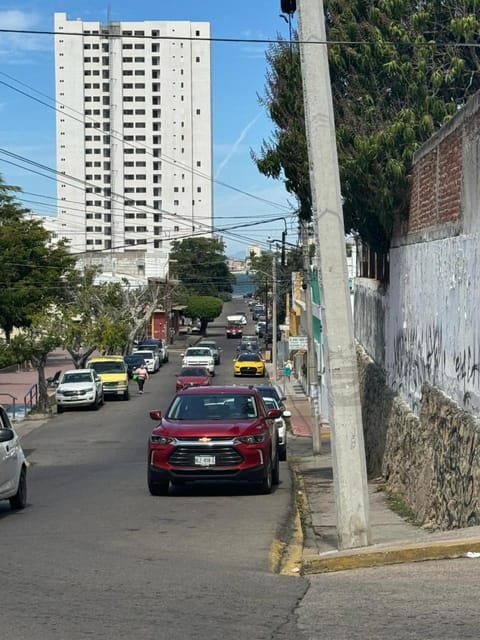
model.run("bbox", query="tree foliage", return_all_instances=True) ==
[169,237,235,298]
[0,177,77,341]
[253,3,480,253]
[185,295,223,334]
[9,310,64,412]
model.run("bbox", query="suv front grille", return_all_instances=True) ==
[169,445,243,466]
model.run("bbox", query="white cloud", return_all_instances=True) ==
[0,10,50,58]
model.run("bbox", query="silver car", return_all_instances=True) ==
[56,369,104,413]
[0,405,27,510]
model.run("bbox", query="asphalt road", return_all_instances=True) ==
[2,299,479,639]
[0,303,309,640]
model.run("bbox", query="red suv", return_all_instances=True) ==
[147,386,281,495]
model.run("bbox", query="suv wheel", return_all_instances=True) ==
[9,466,27,510]
[148,473,169,496]
[256,458,273,495]
[123,388,130,401]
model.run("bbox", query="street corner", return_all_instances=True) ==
[301,537,480,575]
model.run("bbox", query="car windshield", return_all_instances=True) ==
[257,386,283,405]
[125,356,144,364]
[237,353,262,362]
[135,351,154,358]
[185,349,211,356]
[167,394,258,420]
[62,372,93,383]
[180,368,209,376]
[90,362,126,374]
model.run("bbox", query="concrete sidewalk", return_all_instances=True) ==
[269,366,480,575]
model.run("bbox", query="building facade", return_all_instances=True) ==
[54,13,213,279]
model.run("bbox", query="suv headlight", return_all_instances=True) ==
[150,434,174,445]
[234,433,266,444]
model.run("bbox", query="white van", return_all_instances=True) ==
[0,405,27,510]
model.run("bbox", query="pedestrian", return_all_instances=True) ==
[284,359,293,382]
[133,362,149,394]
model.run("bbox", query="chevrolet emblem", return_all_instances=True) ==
[199,436,211,442]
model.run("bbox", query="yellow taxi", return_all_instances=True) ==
[233,351,265,377]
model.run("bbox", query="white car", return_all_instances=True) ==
[261,396,291,461]
[131,349,160,373]
[0,405,27,510]
[181,346,215,375]
[56,368,104,413]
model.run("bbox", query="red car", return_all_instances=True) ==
[147,386,281,495]
[175,367,212,391]
[226,323,243,339]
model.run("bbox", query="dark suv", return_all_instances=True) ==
[147,386,281,495]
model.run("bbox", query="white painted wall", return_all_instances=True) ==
[384,234,480,415]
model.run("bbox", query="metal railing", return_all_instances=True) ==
[24,384,38,418]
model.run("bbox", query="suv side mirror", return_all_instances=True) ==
[0,428,15,443]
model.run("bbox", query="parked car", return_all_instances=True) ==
[236,335,260,354]
[124,353,148,379]
[256,321,267,337]
[137,338,169,364]
[254,383,287,409]
[181,346,215,375]
[56,368,104,413]
[87,356,130,401]
[131,349,160,373]
[259,395,290,461]
[147,385,281,495]
[175,367,212,391]
[233,351,265,377]
[0,405,27,510]
[226,322,243,339]
[197,339,222,365]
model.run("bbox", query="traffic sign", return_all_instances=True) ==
[289,336,308,351]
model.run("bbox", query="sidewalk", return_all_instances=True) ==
[0,348,75,424]
[267,365,480,575]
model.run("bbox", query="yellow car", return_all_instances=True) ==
[87,356,130,400]
[233,352,265,377]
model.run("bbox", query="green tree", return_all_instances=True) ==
[9,310,64,412]
[0,179,77,341]
[254,4,480,256]
[169,237,234,298]
[185,295,223,334]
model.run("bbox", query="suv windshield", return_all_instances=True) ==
[185,349,211,357]
[167,394,258,420]
[90,362,126,374]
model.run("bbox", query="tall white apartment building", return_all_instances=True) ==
[54,13,213,279]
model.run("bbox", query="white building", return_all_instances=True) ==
[54,13,213,280]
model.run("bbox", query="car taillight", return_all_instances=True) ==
[150,434,174,445]
[235,433,266,444]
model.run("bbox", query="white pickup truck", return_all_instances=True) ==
[181,346,215,375]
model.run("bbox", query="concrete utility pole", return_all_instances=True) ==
[297,0,371,548]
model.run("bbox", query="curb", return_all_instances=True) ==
[302,537,480,574]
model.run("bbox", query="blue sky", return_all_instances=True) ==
[0,1,299,258]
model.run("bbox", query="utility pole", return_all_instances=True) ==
[297,0,371,548]
[301,221,321,455]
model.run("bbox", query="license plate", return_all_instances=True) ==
[195,455,215,466]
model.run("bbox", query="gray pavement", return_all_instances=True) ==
[267,364,480,575]
[4,348,480,575]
